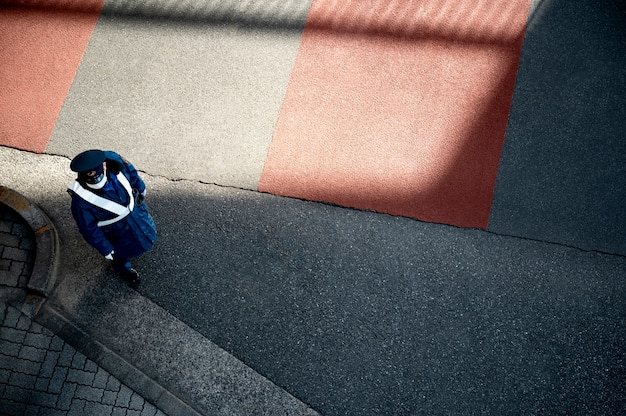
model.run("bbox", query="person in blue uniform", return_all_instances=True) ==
[68,149,157,285]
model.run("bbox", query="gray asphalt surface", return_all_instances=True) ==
[489,0,626,255]
[1,0,625,415]
[140,182,625,415]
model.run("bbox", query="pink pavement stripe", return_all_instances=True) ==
[0,1,103,153]
[259,0,531,229]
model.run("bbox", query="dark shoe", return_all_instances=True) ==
[121,268,141,286]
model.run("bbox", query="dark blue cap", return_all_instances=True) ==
[70,150,106,173]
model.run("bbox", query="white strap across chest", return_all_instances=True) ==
[69,173,135,227]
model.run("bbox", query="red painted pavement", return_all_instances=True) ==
[260,0,531,228]
[0,1,103,153]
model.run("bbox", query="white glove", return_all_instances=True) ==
[105,251,114,261]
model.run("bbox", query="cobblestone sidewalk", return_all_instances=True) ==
[1,202,168,415]
[0,305,167,416]
[0,201,34,294]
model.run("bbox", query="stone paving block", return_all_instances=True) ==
[40,350,60,378]
[0,367,10,383]
[0,232,20,248]
[3,246,28,262]
[0,258,11,275]
[0,327,26,343]
[16,260,30,278]
[1,355,41,375]
[49,335,64,351]
[0,338,21,356]
[0,220,11,233]
[141,401,160,416]
[49,366,69,394]
[71,351,87,369]
[0,397,27,415]
[0,353,16,369]
[43,409,68,416]
[28,320,47,334]
[1,306,14,324]
[93,367,110,389]
[106,374,122,392]
[83,401,114,415]
[24,405,41,416]
[0,261,21,286]
[29,390,58,408]
[84,358,98,373]
[56,382,77,411]
[4,384,31,403]
[67,367,95,385]
[9,371,37,390]
[75,384,104,402]
[57,344,75,367]
[16,314,30,331]
[115,384,133,407]
[102,389,118,405]
[67,398,86,415]
[112,407,128,416]
[48,376,64,395]
[34,376,50,391]
[23,331,52,349]
[19,345,48,362]
[129,391,145,410]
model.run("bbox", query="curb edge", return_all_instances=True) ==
[0,186,59,297]
[34,302,204,416]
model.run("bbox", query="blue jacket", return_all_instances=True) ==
[69,151,157,259]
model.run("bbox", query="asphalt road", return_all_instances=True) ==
[138,179,626,415]
[1,0,625,414]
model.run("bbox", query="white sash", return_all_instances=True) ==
[69,173,135,227]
